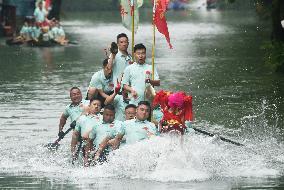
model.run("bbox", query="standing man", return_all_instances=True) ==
[58,87,89,138]
[122,43,160,105]
[87,58,114,107]
[34,1,48,26]
[109,33,132,87]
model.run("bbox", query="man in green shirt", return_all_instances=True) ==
[86,104,121,164]
[122,43,160,105]
[87,58,114,107]
[58,87,89,138]
[103,101,157,151]
[70,98,102,165]
[108,33,132,87]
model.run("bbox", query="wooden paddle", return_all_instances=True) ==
[46,120,76,150]
[192,127,244,146]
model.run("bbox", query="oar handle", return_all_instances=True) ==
[192,127,244,146]
[54,127,73,144]
[218,136,244,146]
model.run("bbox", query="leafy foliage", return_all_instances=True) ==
[262,41,284,72]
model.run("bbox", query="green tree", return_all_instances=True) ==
[253,0,284,72]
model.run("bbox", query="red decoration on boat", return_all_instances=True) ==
[152,90,193,134]
[115,79,121,94]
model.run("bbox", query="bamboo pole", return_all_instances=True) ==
[131,0,135,58]
[151,0,156,80]
[150,0,157,122]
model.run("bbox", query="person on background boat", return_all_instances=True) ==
[121,43,160,105]
[9,19,31,44]
[38,26,53,43]
[52,20,68,45]
[87,58,114,107]
[108,33,132,87]
[19,20,30,41]
[85,104,121,165]
[30,21,42,42]
[110,101,158,149]
[58,87,89,139]
[34,1,48,26]
[70,98,102,165]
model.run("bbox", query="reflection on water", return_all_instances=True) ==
[0,3,284,190]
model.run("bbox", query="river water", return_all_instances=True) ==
[0,2,284,190]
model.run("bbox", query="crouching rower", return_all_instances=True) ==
[85,104,121,165]
[70,98,102,164]
[87,58,114,108]
[102,101,158,152]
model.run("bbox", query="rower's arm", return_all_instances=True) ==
[84,138,93,166]
[70,130,80,156]
[94,137,111,160]
[123,84,137,98]
[107,53,115,69]
[87,87,98,100]
[59,114,68,132]
[104,91,117,105]
[111,134,124,150]
[123,84,132,93]
[98,89,110,99]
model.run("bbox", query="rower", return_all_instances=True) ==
[87,58,114,107]
[106,103,137,149]
[19,20,30,41]
[111,101,158,149]
[70,98,102,165]
[57,87,89,139]
[104,87,132,121]
[53,20,68,45]
[86,104,121,165]
[121,43,160,105]
[124,104,136,120]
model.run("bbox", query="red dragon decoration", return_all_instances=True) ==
[152,90,193,135]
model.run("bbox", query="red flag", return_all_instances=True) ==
[153,0,173,49]
[45,0,51,10]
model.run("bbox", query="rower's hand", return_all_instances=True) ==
[58,131,65,139]
[70,121,76,129]
[108,138,119,150]
[131,89,138,99]
[145,78,151,84]
[110,42,118,54]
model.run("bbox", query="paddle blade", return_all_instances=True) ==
[46,142,60,150]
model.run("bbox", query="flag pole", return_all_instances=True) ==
[131,0,135,58]
[150,0,156,123]
[151,0,156,81]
